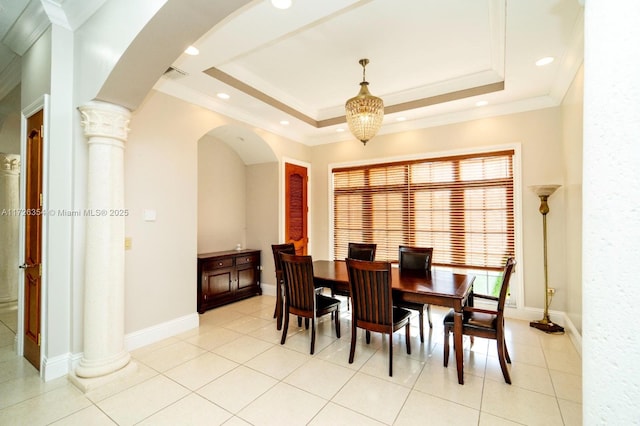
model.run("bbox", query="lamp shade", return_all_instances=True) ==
[345,59,384,145]
[529,185,561,197]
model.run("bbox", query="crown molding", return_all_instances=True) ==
[2,0,49,56]
[41,0,108,31]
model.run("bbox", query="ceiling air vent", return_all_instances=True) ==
[163,66,188,80]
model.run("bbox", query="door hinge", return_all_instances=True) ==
[39,193,43,207]
[39,264,42,276]
[40,125,44,137]
[38,333,41,346]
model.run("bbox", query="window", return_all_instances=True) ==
[332,150,515,273]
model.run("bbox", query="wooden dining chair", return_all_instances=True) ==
[396,245,434,342]
[271,243,296,330]
[280,253,341,354]
[443,257,516,384]
[333,242,378,308]
[346,258,411,376]
[348,242,377,261]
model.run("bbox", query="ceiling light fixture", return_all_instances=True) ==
[271,0,292,10]
[184,46,199,56]
[475,100,489,107]
[345,58,384,146]
[535,56,554,66]
[217,93,230,100]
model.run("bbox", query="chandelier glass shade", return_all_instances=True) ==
[345,59,384,145]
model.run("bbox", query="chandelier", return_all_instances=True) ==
[345,59,384,145]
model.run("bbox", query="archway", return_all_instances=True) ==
[197,124,280,294]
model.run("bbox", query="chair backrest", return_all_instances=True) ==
[272,243,296,283]
[346,258,393,327]
[280,253,316,312]
[496,257,516,315]
[398,245,433,273]
[348,242,377,261]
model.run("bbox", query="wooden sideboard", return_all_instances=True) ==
[197,249,261,313]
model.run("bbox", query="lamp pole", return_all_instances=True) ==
[529,185,564,333]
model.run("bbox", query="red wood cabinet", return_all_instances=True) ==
[197,249,261,313]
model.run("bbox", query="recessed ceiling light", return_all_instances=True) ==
[280,120,289,125]
[217,93,230,100]
[184,46,199,56]
[476,100,489,107]
[396,117,407,122]
[336,128,345,133]
[535,56,554,66]
[271,0,292,9]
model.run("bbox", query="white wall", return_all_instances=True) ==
[125,91,205,332]
[21,28,51,110]
[582,2,640,422]
[0,85,21,154]
[561,65,583,333]
[124,90,303,333]
[44,24,76,363]
[74,0,166,107]
[198,135,247,253]
[246,162,279,288]
[196,136,288,290]
[309,108,567,317]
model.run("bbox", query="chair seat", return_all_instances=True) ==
[393,306,412,324]
[396,301,424,311]
[443,309,498,330]
[317,294,341,311]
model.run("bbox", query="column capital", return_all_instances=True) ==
[79,101,131,143]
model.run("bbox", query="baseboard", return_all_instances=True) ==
[261,282,277,297]
[41,314,199,382]
[486,303,582,356]
[124,312,200,352]
[560,312,582,357]
[42,352,81,382]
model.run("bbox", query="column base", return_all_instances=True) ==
[75,350,131,379]
[530,319,565,334]
[69,360,138,393]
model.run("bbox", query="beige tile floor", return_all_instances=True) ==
[0,295,582,425]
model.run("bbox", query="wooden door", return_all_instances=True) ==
[285,162,308,255]
[22,110,43,370]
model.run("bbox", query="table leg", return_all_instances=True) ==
[454,311,464,384]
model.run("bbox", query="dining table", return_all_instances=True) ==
[313,259,475,385]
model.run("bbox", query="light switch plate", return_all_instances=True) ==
[144,209,156,221]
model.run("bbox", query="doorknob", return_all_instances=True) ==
[19,263,36,269]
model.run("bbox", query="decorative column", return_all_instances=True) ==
[0,154,20,303]
[75,101,131,378]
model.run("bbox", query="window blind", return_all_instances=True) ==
[332,150,515,270]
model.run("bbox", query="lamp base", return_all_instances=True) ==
[529,320,565,334]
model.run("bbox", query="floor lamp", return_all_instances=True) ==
[529,185,565,334]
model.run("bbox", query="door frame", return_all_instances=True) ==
[280,157,311,254]
[17,95,49,374]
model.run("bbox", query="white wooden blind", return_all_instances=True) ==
[333,150,515,270]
